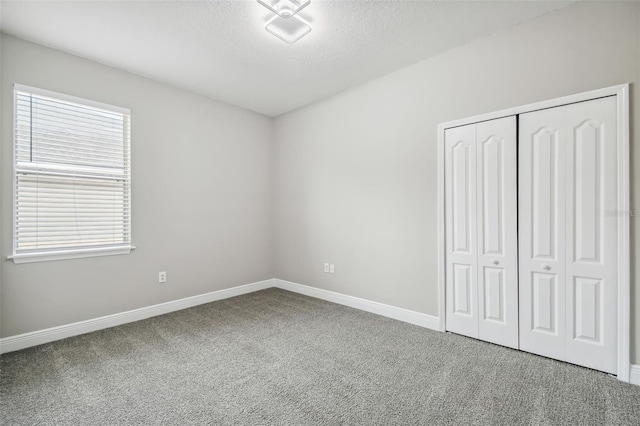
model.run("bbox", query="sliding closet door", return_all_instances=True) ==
[519,97,617,374]
[445,117,517,348]
[445,124,478,338]
[476,117,518,349]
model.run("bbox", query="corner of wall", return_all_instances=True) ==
[268,113,277,280]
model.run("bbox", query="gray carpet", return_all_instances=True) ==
[1,288,639,425]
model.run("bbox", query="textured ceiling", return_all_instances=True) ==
[0,1,574,117]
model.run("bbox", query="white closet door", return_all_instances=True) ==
[476,117,518,349]
[519,96,617,374]
[445,117,517,348]
[564,97,617,374]
[519,108,567,361]
[445,124,478,338]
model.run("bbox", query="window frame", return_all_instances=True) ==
[9,83,134,264]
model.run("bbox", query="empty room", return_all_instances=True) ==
[1,0,639,424]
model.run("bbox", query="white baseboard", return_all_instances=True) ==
[0,279,275,354]
[2,276,632,383]
[13,277,636,385]
[0,277,442,355]
[630,365,640,386]
[1,276,633,384]
[274,279,441,331]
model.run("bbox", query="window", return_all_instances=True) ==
[11,84,132,263]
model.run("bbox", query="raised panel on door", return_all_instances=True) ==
[476,116,518,349]
[518,108,567,361]
[564,96,617,374]
[445,124,478,338]
[531,272,559,334]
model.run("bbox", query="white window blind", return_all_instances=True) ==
[12,84,132,262]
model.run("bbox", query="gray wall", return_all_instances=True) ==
[1,35,274,337]
[273,2,640,362]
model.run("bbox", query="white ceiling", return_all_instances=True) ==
[0,0,574,117]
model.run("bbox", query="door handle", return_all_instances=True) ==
[542,265,551,271]
[493,260,500,265]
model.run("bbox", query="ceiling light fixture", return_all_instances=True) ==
[258,0,310,19]
[265,15,311,44]
[258,0,312,44]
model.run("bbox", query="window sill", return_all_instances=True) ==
[7,245,135,264]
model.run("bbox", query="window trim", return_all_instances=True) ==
[8,245,135,264]
[10,83,133,263]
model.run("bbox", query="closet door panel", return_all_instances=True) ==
[445,124,478,338]
[476,116,518,348]
[564,96,617,374]
[519,108,567,361]
[519,96,618,373]
[531,272,558,333]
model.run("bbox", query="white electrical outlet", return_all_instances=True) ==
[158,271,167,283]
[324,263,330,273]
[329,264,335,274]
